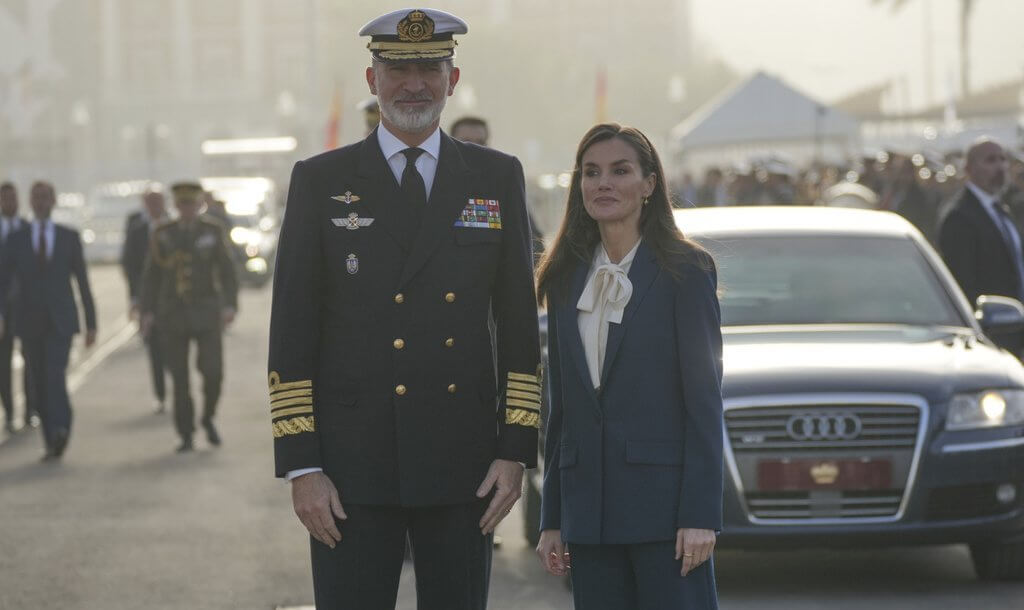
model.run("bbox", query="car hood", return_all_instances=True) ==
[721,326,1024,403]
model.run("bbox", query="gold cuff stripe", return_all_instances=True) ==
[269,379,312,392]
[508,372,540,383]
[505,409,540,429]
[270,388,312,401]
[507,389,541,402]
[507,398,541,411]
[271,397,314,410]
[268,371,312,391]
[507,381,540,392]
[271,406,314,420]
[368,40,457,51]
[272,416,315,438]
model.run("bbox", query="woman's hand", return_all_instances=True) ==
[536,529,570,576]
[676,528,715,576]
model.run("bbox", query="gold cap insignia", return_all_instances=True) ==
[397,10,434,42]
[810,461,840,485]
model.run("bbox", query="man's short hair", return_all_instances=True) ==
[0,182,14,193]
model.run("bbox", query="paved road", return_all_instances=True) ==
[1,278,1022,609]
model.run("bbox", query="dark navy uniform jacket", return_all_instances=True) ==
[540,243,724,544]
[268,128,541,507]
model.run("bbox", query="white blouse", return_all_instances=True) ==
[576,240,640,389]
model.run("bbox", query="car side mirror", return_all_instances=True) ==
[975,295,1024,335]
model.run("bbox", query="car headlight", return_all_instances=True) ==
[946,390,1024,430]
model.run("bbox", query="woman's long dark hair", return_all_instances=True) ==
[536,123,710,306]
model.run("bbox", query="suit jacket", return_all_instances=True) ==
[120,211,151,302]
[0,222,96,339]
[0,216,26,312]
[268,128,541,506]
[540,243,724,545]
[938,187,1022,307]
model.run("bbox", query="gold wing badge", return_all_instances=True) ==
[331,191,361,204]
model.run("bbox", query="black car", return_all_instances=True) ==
[677,206,1024,581]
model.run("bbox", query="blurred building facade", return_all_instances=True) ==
[0,0,715,199]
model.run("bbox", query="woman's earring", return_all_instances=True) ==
[643,196,649,207]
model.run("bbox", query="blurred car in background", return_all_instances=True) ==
[200,176,279,287]
[67,181,152,263]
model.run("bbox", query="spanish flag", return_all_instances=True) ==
[325,83,342,150]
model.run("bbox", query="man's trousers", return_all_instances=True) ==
[310,499,492,610]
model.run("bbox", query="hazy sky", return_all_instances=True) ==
[692,0,1024,108]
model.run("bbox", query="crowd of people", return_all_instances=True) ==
[672,146,1024,246]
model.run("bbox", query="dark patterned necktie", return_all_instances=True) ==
[400,148,427,208]
[37,223,47,267]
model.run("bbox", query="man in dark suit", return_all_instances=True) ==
[938,138,1019,353]
[0,181,32,433]
[0,181,96,460]
[120,188,169,413]
[268,9,540,609]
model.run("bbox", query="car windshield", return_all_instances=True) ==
[693,234,964,328]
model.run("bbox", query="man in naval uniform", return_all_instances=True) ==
[268,8,540,609]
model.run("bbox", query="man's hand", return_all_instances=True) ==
[536,529,570,576]
[291,471,347,549]
[221,307,236,327]
[475,459,524,534]
[676,527,716,576]
[84,329,97,348]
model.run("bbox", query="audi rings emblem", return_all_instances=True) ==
[786,413,863,441]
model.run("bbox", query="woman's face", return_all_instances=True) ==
[580,137,655,227]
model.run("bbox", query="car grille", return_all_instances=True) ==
[725,400,923,521]
[746,489,904,519]
[727,404,920,452]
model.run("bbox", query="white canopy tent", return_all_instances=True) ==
[670,72,861,172]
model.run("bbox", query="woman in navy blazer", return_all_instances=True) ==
[535,124,723,609]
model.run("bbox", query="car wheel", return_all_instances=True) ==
[970,540,1024,581]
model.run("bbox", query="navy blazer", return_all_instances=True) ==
[540,241,724,545]
[0,223,96,338]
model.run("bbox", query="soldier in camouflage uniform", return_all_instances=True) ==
[141,182,238,452]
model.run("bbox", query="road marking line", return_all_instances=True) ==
[67,314,136,393]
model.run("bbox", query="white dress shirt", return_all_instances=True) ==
[376,122,441,200]
[30,219,55,259]
[576,240,640,389]
[285,124,443,483]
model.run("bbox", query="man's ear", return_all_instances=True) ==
[447,66,461,96]
[366,66,377,95]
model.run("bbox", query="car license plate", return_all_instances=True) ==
[757,458,891,491]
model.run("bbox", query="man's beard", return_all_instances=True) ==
[380,94,446,133]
